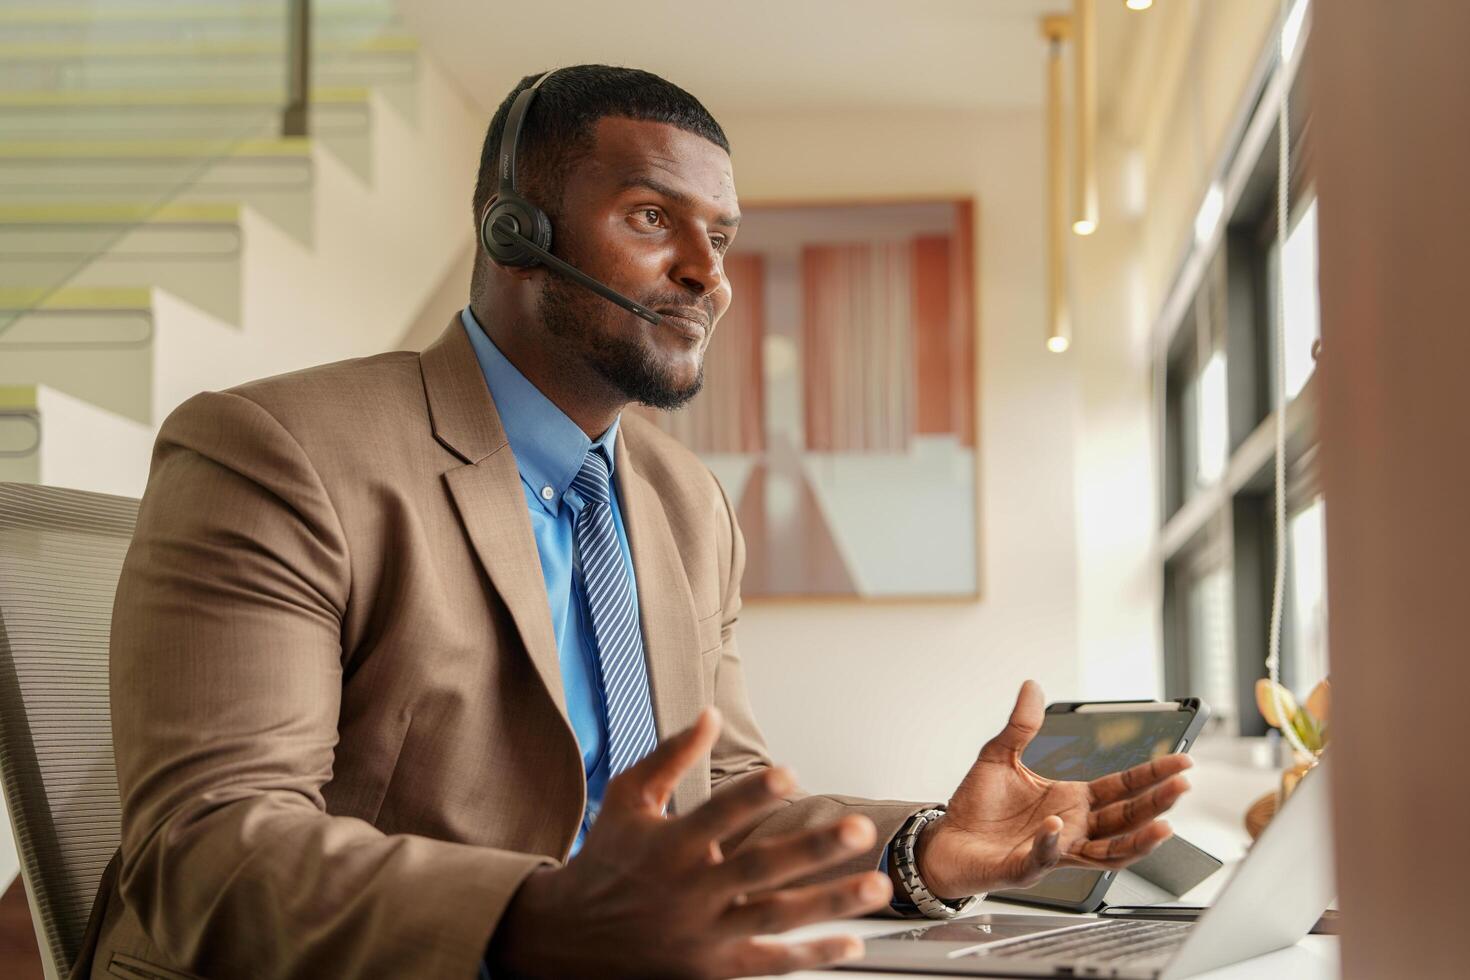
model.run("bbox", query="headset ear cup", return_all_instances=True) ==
[481,194,554,268]
[480,200,520,265]
[528,205,553,258]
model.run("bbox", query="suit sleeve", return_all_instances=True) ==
[110,390,553,979]
[702,477,936,895]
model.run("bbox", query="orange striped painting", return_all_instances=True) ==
[634,199,978,599]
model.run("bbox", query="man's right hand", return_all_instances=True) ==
[486,706,893,979]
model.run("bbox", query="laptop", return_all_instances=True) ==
[846,754,1334,978]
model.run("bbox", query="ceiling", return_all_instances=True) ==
[394,0,1139,118]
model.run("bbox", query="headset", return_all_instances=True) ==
[479,69,664,325]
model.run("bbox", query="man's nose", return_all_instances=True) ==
[671,235,724,298]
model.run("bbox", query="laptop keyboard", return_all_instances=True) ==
[981,919,1192,971]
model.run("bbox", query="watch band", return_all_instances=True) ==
[892,808,984,919]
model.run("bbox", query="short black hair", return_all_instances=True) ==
[471,64,730,227]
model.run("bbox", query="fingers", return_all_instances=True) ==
[977,679,1046,764]
[1088,774,1190,839]
[603,706,721,814]
[672,766,799,858]
[1088,753,1193,806]
[1031,815,1063,869]
[710,814,878,896]
[1069,820,1174,869]
[717,871,892,937]
[1003,815,1063,887]
[722,936,865,978]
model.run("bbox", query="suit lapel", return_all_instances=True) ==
[421,320,571,727]
[615,426,707,817]
[423,317,705,815]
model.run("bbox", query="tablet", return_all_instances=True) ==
[990,698,1209,912]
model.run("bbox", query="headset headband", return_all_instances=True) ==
[498,69,557,200]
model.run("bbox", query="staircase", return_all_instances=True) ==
[0,0,484,498]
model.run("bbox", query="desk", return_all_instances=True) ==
[749,735,1340,979]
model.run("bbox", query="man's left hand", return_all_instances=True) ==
[913,680,1193,900]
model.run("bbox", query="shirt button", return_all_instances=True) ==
[541,486,555,501]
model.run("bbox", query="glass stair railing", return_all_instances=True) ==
[0,0,407,483]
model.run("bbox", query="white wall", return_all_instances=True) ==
[719,108,1158,804]
[1069,133,1164,702]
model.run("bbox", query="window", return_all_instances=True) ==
[1285,495,1329,690]
[1187,565,1237,727]
[1163,252,1231,519]
[1190,351,1230,488]
[1272,199,1321,403]
[1157,18,1323,735]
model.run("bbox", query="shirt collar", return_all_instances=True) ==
[461,306,619,516]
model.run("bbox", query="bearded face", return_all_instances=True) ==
[536,233,712,412]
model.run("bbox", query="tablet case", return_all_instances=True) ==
[992,834,1223,913]
[1098,834,1224,908]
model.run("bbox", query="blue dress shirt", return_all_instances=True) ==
[462,307,642,856]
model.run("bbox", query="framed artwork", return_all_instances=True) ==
[638,197,979,600]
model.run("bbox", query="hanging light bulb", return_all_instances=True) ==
[1072,0,1099,236]
[1125,0,1153,11]
[1043,16,1073,353]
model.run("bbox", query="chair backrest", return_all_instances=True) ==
[0,482,138,979]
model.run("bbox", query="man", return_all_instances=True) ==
[76,65,1191,979]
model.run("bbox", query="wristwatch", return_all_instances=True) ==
[892,808,984,919]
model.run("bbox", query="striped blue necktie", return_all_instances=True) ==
[570,447,659,777]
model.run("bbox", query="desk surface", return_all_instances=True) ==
[748,735,1339,980]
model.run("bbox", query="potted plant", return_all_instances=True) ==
[1245,677,1329,838]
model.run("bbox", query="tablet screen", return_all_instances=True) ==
[1021,708,1193,780]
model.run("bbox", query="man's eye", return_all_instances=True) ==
[711,237,729,253]
[640,208,662,225]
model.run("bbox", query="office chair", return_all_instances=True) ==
[0,482,138,980]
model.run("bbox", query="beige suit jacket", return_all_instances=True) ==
[74,318,923,980]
